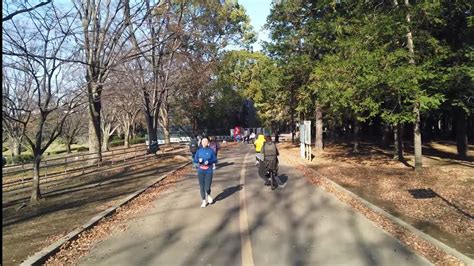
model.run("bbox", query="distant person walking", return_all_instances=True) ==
[194,137,218,208]
[189,136,199,168]
[249,132,256,143]
[209,136,220,170]
[254,134,265,165]
[209,136,220,157]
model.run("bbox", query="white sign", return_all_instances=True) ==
[304,120,311,145]
[300,124,305,159]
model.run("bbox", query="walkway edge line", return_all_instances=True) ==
[239,153,255,266]
[308,166,473,266]
[20,161,191,266]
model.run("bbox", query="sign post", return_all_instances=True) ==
[299,123,305,159]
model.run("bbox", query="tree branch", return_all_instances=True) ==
[3,0,53,22]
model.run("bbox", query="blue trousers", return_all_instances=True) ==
[198,171,213,200]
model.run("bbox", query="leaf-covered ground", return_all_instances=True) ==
[2,150,188,266]
[279,141,473,265]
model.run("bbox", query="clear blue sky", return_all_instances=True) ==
[238,0,273,51]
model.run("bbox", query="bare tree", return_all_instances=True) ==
[59,105,88,153]
[2,66,34,160]
[124,0,185,147]
[2,0,52,22]
[124,1,253,145]
[73,0,136,162]
[114,80,141,148]
[100,94,121,151]
[2,3,82,204]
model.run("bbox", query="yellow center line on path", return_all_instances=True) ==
[239,152,255,266]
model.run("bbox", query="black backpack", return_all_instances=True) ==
[190,139,198,153]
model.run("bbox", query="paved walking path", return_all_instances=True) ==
[79,144,430,266]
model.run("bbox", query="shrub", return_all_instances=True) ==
[51,149,67,155]
[2,147,8,152]
[111,135,123,142]
[129,137,146,145]
[5,154,35,165]
[76,146,89,152]
[109,140,125,148]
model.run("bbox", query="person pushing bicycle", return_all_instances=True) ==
[261,135,279,190]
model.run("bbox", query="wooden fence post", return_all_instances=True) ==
[44,161,48,180]
[82,155,85,174]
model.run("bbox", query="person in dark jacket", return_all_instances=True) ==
[189,136,199,168]
[193,137,218,208]
[261,135,279,189]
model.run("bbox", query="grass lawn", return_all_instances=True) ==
[2,142,87,165]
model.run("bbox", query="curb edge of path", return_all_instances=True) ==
[305,164,474,265]
[20,161,191,266]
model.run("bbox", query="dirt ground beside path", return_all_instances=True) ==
[279,141,473,262]
[2,154,188,266]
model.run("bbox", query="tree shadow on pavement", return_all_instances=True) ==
[74,147,428,266]
[216,162,234,169]
[213,184,243,203]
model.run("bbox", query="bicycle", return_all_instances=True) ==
[263,160,278,190]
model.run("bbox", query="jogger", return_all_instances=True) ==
[193,137,217,208]
[198,171,213,200]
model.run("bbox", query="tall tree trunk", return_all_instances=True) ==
[66,141,72,154]
[382,123,391,147]
[192,116,197,136]
[11,139,21,157]
[30,153,42,205]
[469,115,474,143]
[404,0,422,170]
[11,139,22,164]
[328,122,335,144]
[353,119,361,153]
[394,123,404,161]
[456,108,468,158]
[88,85,102,162]
[434,118,441,137]
[160,104,170,145]
[102,133,110,152]
[315,101,323,151]
[414,103,422,170]
[442,112,450,137]
[124,124,131,148]
[130,123,136,140]
[274,129,280,143]
[144,112,158,145]
[291,113,295,144]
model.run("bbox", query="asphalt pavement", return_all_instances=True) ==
[78,144,431,266]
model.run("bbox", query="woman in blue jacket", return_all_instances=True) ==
[193,137,218,208]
